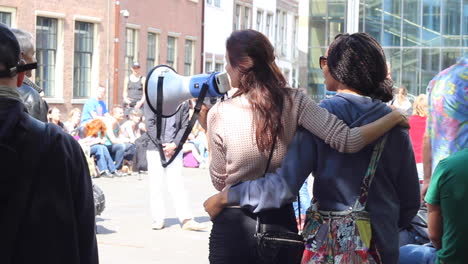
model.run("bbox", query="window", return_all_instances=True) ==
[256,10,263,31]
[234,4,241,31]
[244,7,250,29]
[275,10,280,45]
[214,0,220,7]
[36,17,58,97]
[292,16,298,59]
[73,21,94,98]
[205,60,212,73]
[266,14,273,39]
[147,32,158,70]
[125,28,138,77]
[184,39,194,76]
[0,11,11,26]
[167,36,177,68]
[281,11,287,56]
[215,62,223,72]
[207,0,212,4]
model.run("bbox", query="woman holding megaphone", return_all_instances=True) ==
[204,29,408,264]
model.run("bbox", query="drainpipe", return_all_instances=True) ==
[113,0,121,105]
[200,0,205,73]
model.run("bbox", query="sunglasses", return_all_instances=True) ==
[319,56,327,69]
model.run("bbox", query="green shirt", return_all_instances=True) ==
[425,148,468,264]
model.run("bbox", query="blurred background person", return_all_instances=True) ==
[390,86,413,115]
[123,61,146,115]
[80,119,120,178]
[409,94,428,181]
[64,107,81,139]
[47,106,65,130]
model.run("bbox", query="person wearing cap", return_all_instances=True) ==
[0,24,98,264]
[11,28,49,122]
[123,61,146,112]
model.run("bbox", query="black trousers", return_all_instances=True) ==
[209,204,299,264]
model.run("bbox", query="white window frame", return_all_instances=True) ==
[35,12,65,103]
[0,6,16,27]
[167,33,180,70]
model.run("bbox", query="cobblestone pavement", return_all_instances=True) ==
[94,167,217,264]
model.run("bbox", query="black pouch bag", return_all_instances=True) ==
[254,137,304,263]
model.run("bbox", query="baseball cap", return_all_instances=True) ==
[132,61,141,68]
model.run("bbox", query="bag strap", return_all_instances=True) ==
[353,134,388,211]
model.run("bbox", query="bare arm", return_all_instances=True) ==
[427,203,443,249]
[135,77,146,109]
[123,77,130,104]
[105,119,125,144]
[422,133,432,201]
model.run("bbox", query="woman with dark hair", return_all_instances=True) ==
[47,107,65,130]
[205,30,410,264]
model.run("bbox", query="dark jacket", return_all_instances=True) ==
[17,83,48,122]
[0,97,98,264]
[144,101,190,151]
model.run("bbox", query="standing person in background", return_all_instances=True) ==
[11,28,48,122]
[64,108,82,138]
[390,86,412,115]
[0,24,98,264]
[421,57,468,201]
[47,107,65,130]
[123,62,146,115]
[408,94,428,180]
[144,100,207,231]
[81,85,111,125]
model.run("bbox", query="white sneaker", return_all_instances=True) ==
[151,220,165,230]
[181,219,207,231]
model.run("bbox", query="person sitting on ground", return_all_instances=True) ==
[47,106,65,130]
[80,118,122,178]
[64,107,82,139]
[400,149,468,264]
[81,85,111,125]
[119,108,145,144]
[104,105,134,173]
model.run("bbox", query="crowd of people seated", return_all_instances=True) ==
[44,86,209,178]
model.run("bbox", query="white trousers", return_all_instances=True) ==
[147,150,192,223]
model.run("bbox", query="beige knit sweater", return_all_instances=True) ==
[207,88,365,191]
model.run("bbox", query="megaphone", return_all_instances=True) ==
[145,65,231,117]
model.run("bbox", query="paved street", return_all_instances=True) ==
[94,168,218,264]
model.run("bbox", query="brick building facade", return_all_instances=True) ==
[0,0,202,113]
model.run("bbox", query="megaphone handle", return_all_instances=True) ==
[160,82,210,168]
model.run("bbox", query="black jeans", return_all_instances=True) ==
[209,204,299,264]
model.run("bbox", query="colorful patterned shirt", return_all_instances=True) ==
[426,57,468,172]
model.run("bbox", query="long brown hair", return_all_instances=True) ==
[226,29,289,152]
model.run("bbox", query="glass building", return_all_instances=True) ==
[307,0,467,100]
